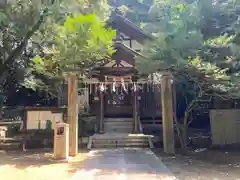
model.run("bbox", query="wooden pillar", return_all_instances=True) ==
[133,90,138,133]
[99,90,104,133]
[67,73,78,156]
[161,72,175,154]
[132,91,135,133]
[132,83,138,133]
[172,81,177,126]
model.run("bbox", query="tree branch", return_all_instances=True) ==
[0,9,48,81]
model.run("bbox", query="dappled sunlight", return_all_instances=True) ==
[71,168,177,180]
[128,133,154,138]
[0,163,71,180]
[69,148,178,180]
[156,148,240,180]
[0,151,88,180]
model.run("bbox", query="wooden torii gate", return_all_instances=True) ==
[66,70,175,156]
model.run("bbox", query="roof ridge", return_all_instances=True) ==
[109,11,154,40]
[114,41,145,57]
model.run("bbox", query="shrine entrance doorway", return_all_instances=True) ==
[104,85,133,118]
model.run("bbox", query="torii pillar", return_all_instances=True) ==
[67,73,78,156]
[160,71,175,154]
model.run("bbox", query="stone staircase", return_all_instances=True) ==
[104,118,133,133]
[88,118,154,149]
[89,133,152,148]
[0,137,22,151]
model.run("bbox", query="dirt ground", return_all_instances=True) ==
[1,148,240,180]
[0,149,88,180]
[155,148,240,180]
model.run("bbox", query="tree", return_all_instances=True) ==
[111,0,152,24]
[0,0,56,107]
[28,14,116,96]
[136,0,240,148]
[0,0,111,106]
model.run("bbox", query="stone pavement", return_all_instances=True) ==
[72,148,178,180]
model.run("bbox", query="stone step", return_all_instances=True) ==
[0,137,22,143]
[104,118,133,122]
[104,130,132,133]
[104,128,132,131]
[92,134,150,140]
[92,142,149,148]
[92,138,149,143]
[104,124,132,127]
[104,124,132,128]
[104,121,133,125]
[104,124,132,129]
[91,135,150,148]
[0,142,21,150]
[92,139,149,148]
[104,119,133,133]
[104,128,132,133]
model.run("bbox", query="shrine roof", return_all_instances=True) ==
[108,12,154,42]
[85,42,146,78]
[114,41,144,57]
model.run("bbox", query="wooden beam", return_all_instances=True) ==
[67,73,78,156]
[161,72,175,154]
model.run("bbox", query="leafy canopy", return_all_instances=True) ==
[136,0,240,96]
[28,14,116,92]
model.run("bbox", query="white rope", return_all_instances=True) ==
[133,82,137,92]
[100,83,105,92]
[121,78,127,92]
[112,78,116,92]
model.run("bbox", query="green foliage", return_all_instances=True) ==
[118,5,130,15]
[28,14,116,94]
[56,14,116,66]
[0,0,58,96]
[0,0,113,99]
[205,35,236,46]
[137,0,240,93]
[136,0,240,135]
[112,0,152,23]
[149,0,200,34]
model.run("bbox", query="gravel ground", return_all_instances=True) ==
[155,148,240,180]
[1,148,240,180]
[0,149,88,180]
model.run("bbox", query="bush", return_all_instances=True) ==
[78,111,96,137]
[24,129,54,149]
[6,123,21,137]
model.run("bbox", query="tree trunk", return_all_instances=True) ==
[0,8,47,82]
[183,111,190,147]
[174,120,185,148]
[174,111,190,149]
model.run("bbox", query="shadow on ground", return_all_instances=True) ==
[154,148,240,180]
[0,149,90,179]
[0,148,177,180]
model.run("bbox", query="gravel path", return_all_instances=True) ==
[156,149,240,180]
[72,148,178,180]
